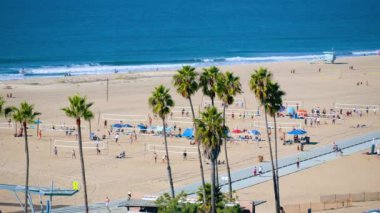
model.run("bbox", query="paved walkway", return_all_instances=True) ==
[174,131,380,195]
[54,131,380,212]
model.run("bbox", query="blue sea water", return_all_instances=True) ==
[0,0,379,80]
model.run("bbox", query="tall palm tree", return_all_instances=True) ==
[200,66,220,107]
[62,95,94,213]
[216,72,242,200]
[195,107,224,213]
[9,102,41,213]
[148,85,175,198]
[200,66,222,186]
[172,65,207,205]
[249,67,280,213]
[266,81,285,210]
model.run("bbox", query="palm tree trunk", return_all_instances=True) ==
[274,115,281,210]
[77,118,89,213]
[15,122,18,136]
[188,97,207,205]
[88,120,92,140]
[264,109,280,213]
[162,118,175,198]
[223,106,233,200]
[23,122,29,213]
[211,156,216,213]
[210,96,219,187]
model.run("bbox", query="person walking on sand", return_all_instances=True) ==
[54,146,58,156]
[115,133,119,143]
[154,152,157,163]
[253,166,257,176]
[296,157,300,169]
[72,149,76,159]
[105,196,110,212]
[183,150,187,160]
[377,148,380,159]
[258,166,263,175]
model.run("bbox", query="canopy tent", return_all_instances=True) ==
[155,126,173,132]
[232,129,243,134]
[112,123,123,128]
[182,128,194,138]
[287,129,307,135]
[112,123,133,128]
[287,107,296,115]
[248,130,261,135]
[297,109,308,117]
[137,124,147,130]
[34,119,42,124]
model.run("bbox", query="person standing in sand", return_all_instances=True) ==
[154,152,157,163]
[115,133,119,143]
[54,146,58,156]
[296,158,300,169]
[72,149,76,159]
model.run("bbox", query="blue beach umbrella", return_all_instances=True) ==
[112,123,123,128]
[122,124,133,128]
[248,130,261,135]
[34,119,42,124]
[287,129,307,135]
[182,128,194,138]
[137,124,146,130]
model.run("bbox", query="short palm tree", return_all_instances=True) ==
[195,107,224,213]
[249,67,280,213]
[9,102,41,213]
[266,81,285,209]
[172,65,207,204]
[148,85,176,198]
[200,66,220,107]
[62,95,94,213]
[216,71,242,200]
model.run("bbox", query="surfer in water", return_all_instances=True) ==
[19,68,26,74]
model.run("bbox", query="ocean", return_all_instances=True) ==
[0,0,379,80]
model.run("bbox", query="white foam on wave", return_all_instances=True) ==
[21,63,191,75]
[351,50,379,56]
[224,54,323,62]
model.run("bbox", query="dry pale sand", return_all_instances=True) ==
[0,56,380,212]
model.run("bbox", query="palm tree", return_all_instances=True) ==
[216,72,242,200]
[148,85,175,198]
[249,67,280,213]
[266,81,285,210]
[200,66,222,186]
[172,65,207,205]
[9,102,41,213]
[195,107,224,213]
[62,95,94,213]
[200,66,220,107]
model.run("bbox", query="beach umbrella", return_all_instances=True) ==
[232,129,243,134]
[112,123,123,128]
[287,107,296,115]
[34,119,42,124]
[287,129,307,135]
[248,130,261,135]
[122,124,133,128]
[182,128,194,138]
[137,124,146,130]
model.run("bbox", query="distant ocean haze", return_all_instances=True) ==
[0,0,379,80]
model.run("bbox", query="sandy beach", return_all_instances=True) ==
[1,55,380,212]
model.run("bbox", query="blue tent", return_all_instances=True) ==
[287,107,296,115]
[137,124,146,130]
[287,129,307,135]
[248,130,261,135]
[182,128,194,138]
[122,124,133,128]
[112,123,123,128]
[34,119,42,124]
